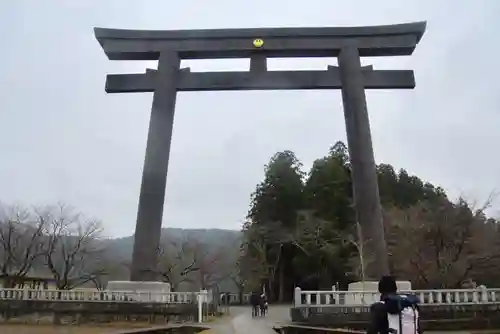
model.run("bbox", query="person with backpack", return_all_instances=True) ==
[367,276,422,334]
[259,292,268,316]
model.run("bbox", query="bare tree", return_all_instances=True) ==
[156,238,199,290]
[241,222,286,296]
[228,238,251,302]
[229,259,249,303]
[385,198,500,289]
[192,241,228,290]
[41,204,107,290]
[0,203,46,286]
[334,221,375,284]
[88,257,128,290]
[239,235,269,292]
[155,236,233,291]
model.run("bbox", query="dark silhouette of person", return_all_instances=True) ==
[250,291,261,317]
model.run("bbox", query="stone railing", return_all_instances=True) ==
[0,288,208,304]
[294,286,500,307]
[219,292,251,304]
[0,288,210,323]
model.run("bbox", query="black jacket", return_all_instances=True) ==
[250,292,261,306]
[367,294,422,334]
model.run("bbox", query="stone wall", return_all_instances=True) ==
[291,304,500,330]
[0,300,198,324]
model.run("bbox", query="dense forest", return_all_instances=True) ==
[238,141,500,302]
[1,141,499,301]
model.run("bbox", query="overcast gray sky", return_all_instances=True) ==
[0,0,499,237]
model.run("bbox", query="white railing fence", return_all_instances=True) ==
[294,287,500,307]
[219,292,251,304]
[0,288,210,323]
[0,288,205,303]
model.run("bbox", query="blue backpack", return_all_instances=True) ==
[380,294,420,334]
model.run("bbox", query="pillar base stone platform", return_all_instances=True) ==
[346,280,412,305]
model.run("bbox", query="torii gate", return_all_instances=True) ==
[95,21,426,281]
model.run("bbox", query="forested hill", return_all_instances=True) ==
[105,227,241,262]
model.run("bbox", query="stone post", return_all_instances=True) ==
[338,44,389,278]
[130,51,181,281]
[294,287,302,307]
[23,289,29,300]
[198,289,208,323]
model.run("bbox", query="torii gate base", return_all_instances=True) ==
[95,22,426,282]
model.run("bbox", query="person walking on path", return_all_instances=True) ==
[250,291,261,317]
[259,292,268,316]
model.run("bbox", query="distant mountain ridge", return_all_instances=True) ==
[105,227,242,262]
[102,227,242,292]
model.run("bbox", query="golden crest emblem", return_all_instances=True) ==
[253,38,264,48]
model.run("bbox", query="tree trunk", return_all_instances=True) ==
[278,262,285,302]
[238,288,244,305]
[265,279,274,302]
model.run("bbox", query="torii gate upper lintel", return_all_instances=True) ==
[94,21,426,282]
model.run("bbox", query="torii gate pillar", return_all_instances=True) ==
[339,45,389,277]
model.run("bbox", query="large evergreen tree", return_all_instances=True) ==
[244,150,305,301]
[241,141,499,295]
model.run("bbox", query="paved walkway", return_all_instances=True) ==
[207,307,490,334]
[208,305,290,334]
